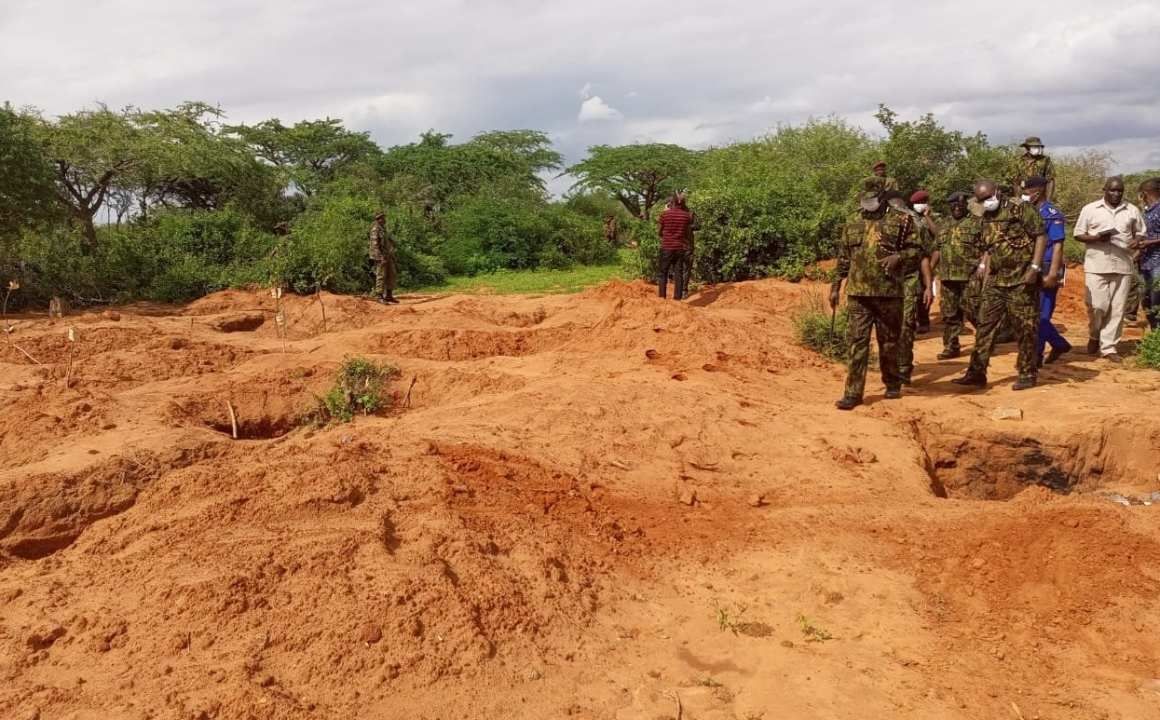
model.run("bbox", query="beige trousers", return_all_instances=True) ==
[1085,272,1130,356]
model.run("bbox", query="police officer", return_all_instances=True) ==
[953,180,1047,391]
[1012,136,1056,202]
[896,191,935,385]
[1022,176,1070,364]
[369,211,399,304]
[933,191,986,359]
[831,184,924,410]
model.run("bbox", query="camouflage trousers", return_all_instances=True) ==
[372,256,397,296]
[899,275,924,378]
[940,280,970,352]
[967,283,1040,380]
[966,277,1015,342]
[1125,269,1144,320]
[843,295,903,401]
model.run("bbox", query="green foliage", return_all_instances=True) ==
[792,291,848,363]
[0,104,57,241]
[688,119,871,284]
[1052,150,1113,218]
[1138,329,1160,370]
[567,143,698,220]
[875,104,1011,204]
[226,117,381,197]
[319,356,400,423]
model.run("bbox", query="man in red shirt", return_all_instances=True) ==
[657,193,695,300]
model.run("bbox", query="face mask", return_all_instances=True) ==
[982,196,1001,212]
[1029,147,1043,156]
[1021,194,1033,203]
[913,203,929,214]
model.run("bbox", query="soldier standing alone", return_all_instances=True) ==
[830,185,924,410]
[369,211,399,305]
[953,180,1047,391]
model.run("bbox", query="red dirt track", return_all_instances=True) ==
[2,276,1158,719]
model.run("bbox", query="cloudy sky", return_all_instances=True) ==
[3,0,1159,187]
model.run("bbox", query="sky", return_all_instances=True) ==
[3,0,1159,192]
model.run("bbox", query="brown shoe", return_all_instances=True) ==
[1103,353,1123,364]
[1086,339,1099,355]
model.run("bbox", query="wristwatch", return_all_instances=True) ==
[1030,263,1042,271]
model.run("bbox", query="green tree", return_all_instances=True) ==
[226,117,380,197]
[566,143,697,220]
[39,106,139,250]
[0,104,57,242]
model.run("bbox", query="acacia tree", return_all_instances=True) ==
[39,106,139,250]
[566,144,697,220]
[226,118,380,197]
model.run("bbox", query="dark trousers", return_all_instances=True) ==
[843,296,903,401]
[658,249,689,300]
[1144,267,1160,330]
[1038,286,1070,359]
[941,280,969,351]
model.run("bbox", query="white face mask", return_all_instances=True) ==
[1029,147,1043,157]
[1021,194,1033,203]
[913,203,929,214]
[982,196,1001,212]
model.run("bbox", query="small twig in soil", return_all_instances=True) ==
[4,338,43,365]
[316,283,327,333]
[1009,702,1026,720]
[226,400,239,439]
[672,692,683,720]
[404,375,417,408]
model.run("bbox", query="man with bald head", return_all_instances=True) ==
[953,180,1047,391]
[1074,177,1146,362]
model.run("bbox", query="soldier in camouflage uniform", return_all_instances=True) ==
[871,161,899,192]
[933,192,986,359]
[1011,136,1055,202]
[369,211,399,304]
[830,185,924,410]
[953,181,1047,391]
[896,191,936,384]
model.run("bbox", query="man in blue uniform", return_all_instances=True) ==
[1024,176,1070,364]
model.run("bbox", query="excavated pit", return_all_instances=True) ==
[914,421,1152,501]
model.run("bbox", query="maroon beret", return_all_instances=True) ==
[910,190,930,203]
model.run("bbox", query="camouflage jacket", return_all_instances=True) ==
[902,219,937,277]
[981,201,1044,287]
[936,214,986,281]
[837,207,923,298]
[862,175,899,194]
[1010,154,1055,190]
[368,222,394,260]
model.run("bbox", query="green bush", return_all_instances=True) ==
[319,356,400,423]
[1138,329,1160,370]
[792,291,849,363]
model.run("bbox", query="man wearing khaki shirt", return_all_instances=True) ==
[1073,177,1146,363]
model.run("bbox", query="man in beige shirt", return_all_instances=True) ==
[1073,177,1146,362]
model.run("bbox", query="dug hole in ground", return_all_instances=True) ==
[1,270,1158,720]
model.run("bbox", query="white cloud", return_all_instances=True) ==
[578,96,622,123]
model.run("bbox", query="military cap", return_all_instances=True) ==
[1023,175,1048,189]
[872,160,887,170]
[910,190,930,203]
[1021,136,1044,147]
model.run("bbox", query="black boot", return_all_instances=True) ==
[937,347,961,360]
[884,387,902,400]
[1012,376,1037,391]
[952,371,987,388]
[385,291,400,305]
[835,396,863,411]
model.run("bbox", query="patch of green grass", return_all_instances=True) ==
[411,251,630,295]
[796,613,833,643]
[316,356,400,424]
[792,290,849,364]
[1138,329,1160,370]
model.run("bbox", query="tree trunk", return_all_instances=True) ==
[78,213,98,254]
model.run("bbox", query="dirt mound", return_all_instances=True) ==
[2,276,1160,720]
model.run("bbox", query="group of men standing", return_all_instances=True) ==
[830,137,1160,410]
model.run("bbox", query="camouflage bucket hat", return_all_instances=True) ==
[1022,136,1043,147]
